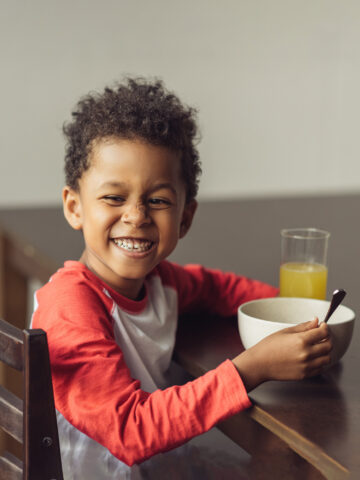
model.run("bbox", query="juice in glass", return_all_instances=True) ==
[279,262,328,300]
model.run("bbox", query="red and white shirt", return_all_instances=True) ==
[32,260,277,479]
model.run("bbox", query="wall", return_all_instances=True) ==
[1,0,360,207]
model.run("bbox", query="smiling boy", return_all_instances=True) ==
[32,78,332,479]
[63,139,196,300]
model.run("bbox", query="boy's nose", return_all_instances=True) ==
[121,202,151,227]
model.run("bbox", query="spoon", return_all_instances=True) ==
[323,289,347,323]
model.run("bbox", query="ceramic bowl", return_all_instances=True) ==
[238,297,355,365]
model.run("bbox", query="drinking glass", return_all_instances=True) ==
[279,228,330,299]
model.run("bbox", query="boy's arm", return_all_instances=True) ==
[33,282,250,466]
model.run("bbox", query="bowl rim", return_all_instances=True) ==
[238,297,355,326]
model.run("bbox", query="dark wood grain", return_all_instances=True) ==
[23,329,63,479]
[0,318,23,371]
[0,386,23,442]
[0,451,22,480]
[0,319,63,479]
[0,231,27,457]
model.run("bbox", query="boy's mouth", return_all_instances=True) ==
[112,238,154,252]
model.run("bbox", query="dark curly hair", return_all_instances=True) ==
[63,77,202,203]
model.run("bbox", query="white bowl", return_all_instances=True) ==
[238,297,355,365]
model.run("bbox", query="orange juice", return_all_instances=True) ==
[279,262,328,299]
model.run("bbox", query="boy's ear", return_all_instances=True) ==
[179,200,197,238]
[62,186,83,231]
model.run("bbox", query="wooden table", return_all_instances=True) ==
[0,194,359,479]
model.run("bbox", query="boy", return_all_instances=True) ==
[32,77,332,479]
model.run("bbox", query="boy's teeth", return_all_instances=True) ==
[113,238,152,252]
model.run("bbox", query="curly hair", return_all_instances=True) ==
[63,77,202,202]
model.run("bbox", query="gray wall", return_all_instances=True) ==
[1,0,360,207]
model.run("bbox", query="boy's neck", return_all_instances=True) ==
[79,251,146,301]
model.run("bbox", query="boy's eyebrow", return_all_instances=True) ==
[99,181,127,189]
[149,183,177,195]
[98,181,177,194]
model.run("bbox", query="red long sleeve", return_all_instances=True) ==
[32,261,276,466]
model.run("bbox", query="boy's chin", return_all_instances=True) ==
[111,264,154,283]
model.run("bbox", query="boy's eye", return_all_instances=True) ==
[103,195,125,204]
[148,198,172,209]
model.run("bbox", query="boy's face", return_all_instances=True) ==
[63,138,197,299]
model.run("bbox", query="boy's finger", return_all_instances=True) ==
[308,338,333,359]
[302,353,332,378]
[309,352,332,370]
[286,317,319,333]
[303,322,330,344]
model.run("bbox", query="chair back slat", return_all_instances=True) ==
[0,385,23,442]
[0,451,23,480]
[23,329,63,479]
[0,318,23,371]
[0,319,63,480]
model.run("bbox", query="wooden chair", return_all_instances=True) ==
[0,317,63,479]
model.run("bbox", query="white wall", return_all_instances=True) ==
[1,0,360,207]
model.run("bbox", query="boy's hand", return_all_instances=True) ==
[232,318,332,392]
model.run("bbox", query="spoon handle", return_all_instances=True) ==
[323,289,347,323]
